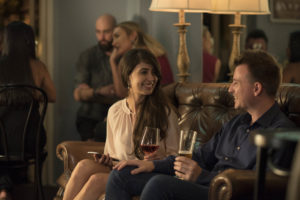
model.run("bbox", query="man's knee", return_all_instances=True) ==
[145,175,171,190]
[109,166,136,183]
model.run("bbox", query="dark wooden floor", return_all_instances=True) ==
[11,184,58,200]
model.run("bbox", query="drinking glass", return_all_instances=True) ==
[140,126,160,155]
[178,130,198,159]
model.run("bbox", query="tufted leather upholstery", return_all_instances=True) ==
[55,82,300,200]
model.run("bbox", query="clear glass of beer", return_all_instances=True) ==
[178,130,197,159]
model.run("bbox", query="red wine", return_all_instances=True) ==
[141,145,159,154]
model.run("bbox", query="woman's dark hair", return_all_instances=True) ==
[0,21,35,85]
[119,48,171,159]
[289,31,300,63]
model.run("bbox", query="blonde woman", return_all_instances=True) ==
[110,21,174,97]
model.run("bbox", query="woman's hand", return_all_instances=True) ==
[109,48,121,65]
[113,160,155,175]
[93,153,113,168]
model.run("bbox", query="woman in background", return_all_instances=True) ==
[202,25,221,83]
[0,21,56,101]
[63,49,179,200]
[282,31,300,84]
[0,21,56,199]
[110,21,174,97]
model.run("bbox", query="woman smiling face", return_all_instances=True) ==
[112,27,135,57]
[128,62,158,99]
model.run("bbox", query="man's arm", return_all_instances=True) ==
[73,83,92,101]
[74,83,119,104]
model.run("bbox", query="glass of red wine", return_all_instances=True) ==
[140,126,160,156]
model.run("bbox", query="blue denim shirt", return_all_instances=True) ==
[153,103,295,185]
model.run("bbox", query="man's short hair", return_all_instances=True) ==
[234,50,280,97]
[246,29,268,44]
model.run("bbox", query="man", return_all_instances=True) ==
[74,14,118,141]
[104,50,295,200]
[245,29,268,51]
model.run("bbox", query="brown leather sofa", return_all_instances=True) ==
[54,82,300,200]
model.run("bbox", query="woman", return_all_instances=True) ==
[282,31,300,84]
[0,21,56,101]
[0,21,56,199]
[110,21,174,97]
[202,25,221,83]
[63,49,179,200]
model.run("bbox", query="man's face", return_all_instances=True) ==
[245,38,267,51]
[228,64,256,110]
[95,18,113,51]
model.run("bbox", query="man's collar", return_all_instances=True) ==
[241,102,280,127]
[252,102,280,127]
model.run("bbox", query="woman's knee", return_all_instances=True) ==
[71,159,95,178]
[88,173,109,186]
[76,159,94,169]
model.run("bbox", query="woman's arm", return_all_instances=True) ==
[31,60,56,102]
[40,64,56,102]
[213,59,221,82]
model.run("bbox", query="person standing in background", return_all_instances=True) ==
[245,29,268,51]
[282,31,300,84]
[74,14,119,142]
[202,25,221,83]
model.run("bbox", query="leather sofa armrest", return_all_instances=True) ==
[209,169,288,200]
[56,141,105,172]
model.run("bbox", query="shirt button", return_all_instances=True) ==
[246,129,250,133]
[224,157,229,161]
[236,146,241,151]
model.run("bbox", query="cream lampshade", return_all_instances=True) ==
[149,0,212,83]
[211,0,270,74]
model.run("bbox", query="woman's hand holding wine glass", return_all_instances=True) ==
[140,126,161,161]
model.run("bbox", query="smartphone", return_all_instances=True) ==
[87,151,102,158]
[87,151,119,161]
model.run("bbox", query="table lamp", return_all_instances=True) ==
[211,0,270,74]
[149,0,212,83]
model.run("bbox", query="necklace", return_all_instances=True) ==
[126,98,136,115]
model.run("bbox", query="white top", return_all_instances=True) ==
[104,99,179,161]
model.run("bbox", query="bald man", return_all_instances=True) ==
[74,14,119,142]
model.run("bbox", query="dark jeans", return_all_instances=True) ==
[105,166,209,200]
[76,116,106,142]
